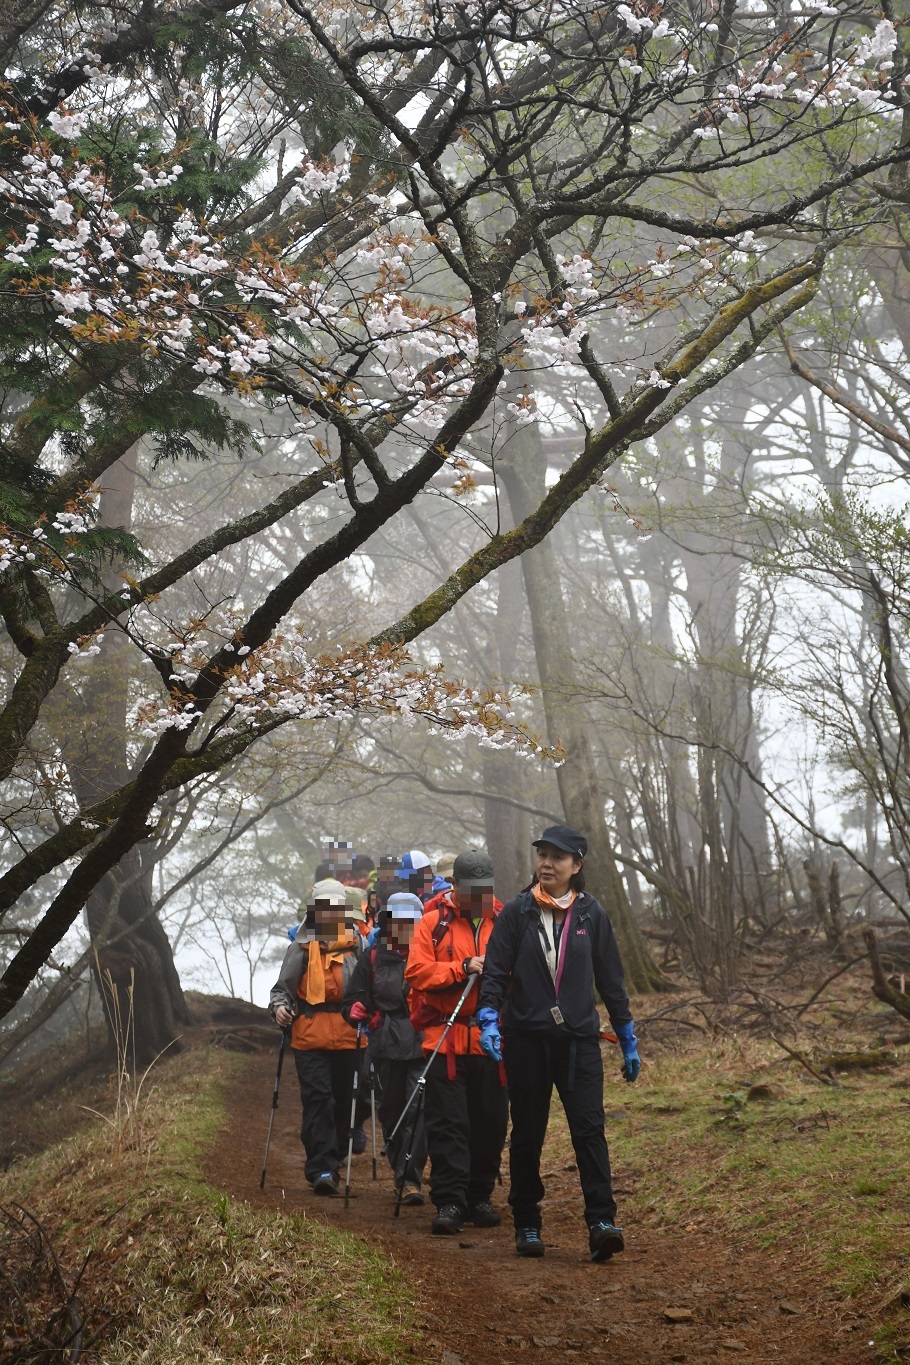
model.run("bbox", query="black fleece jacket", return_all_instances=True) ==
[478,891,632,1037]
[342,944,424,1062]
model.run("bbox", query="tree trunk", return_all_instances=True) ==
[804,857,848,963]
[827,860,848,963]
[84,849,189,1065]
[863,927,910,1022]
[482,489,532,899]
[500,433,664,992]
[65,452,189,1066]
[676,412,773,921]
[636,534,703,866]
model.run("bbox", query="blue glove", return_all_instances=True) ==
[615,1020,640,1084]
[477,1006,502,1062]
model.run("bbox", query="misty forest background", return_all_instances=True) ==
[4,0,910,1073]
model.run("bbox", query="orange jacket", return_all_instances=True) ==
[404,891,502,1057]
[292,949,359,1052]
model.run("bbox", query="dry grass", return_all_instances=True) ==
[1,1045,417,1363]
[0,1030,111,1170]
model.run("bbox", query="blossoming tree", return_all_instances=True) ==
[0,0,907,1043]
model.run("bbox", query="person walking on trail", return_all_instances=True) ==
[343,890,428,1206]
[269,878,362,1197]
[365,854,401,945]
[405,849,509,1236]
[397,849,435,904]
[349,852,375,890]
[477,825,641,1263]
[431,852,456,895]
[340,854,374,935]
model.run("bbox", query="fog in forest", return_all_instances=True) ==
[11,5,910,1357]
[3,0,910,1065]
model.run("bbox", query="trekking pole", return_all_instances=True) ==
[259,1029,289,1190]
[343,1024,365,1209]
[393,1080,425,1219]
[369,1061,379,1181]
[386,973,479,1149]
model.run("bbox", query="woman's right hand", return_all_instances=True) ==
[465,955,484,976]
[275,1005,294,1028]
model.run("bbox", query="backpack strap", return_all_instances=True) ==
[431,904,451,950]
[500,893,536,975]
[517,892,537,950]
[579,895,600,948]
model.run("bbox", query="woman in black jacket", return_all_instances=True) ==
[343,891,427,1206]
[477,825,641,1262]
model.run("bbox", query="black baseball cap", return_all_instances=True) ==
[532,825,588,859]
[452,848,495,885]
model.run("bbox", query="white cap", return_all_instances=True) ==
[386,892,424,921]
[311,878,348,907]
[399,850,431,874]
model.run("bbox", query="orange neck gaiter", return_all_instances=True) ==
[532,883,576,914]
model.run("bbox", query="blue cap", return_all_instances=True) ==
[398,850,431,876]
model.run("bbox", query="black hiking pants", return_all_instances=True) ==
[504,1031,616,1230]
[378,1056,427,1187]
[424,1052,508,1211]
[293,1048,358,1183]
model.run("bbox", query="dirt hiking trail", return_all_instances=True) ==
[208,1051,876,1363]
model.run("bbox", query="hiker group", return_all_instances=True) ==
[268,828,641,1263]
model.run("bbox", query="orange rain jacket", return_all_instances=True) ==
[404,890,503,1059]
[269,938,360,1052]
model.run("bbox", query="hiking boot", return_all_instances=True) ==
[398,1183,424,1207]
[589,1220,624,1262]
[466,1200,501,1228]
[431,1203,465,1235]
[515,1227,545,1258]
[351,1126,367,1155]
[311,1171,340,1197]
